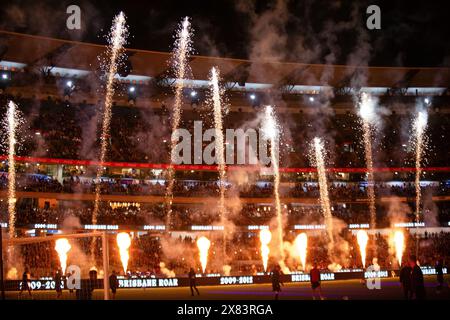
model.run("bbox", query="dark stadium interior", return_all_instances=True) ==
[0,0,449,303]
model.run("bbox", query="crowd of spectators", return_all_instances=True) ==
[2,173,449,200]
[1,93,449,168]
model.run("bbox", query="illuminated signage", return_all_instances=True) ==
[348,224,370,229]
[4,266,446,292]
[0,222,7,228]
[364,270,389,278]
[291,274,310,282]
[394,222,425,228]
[420,267,447,275]
[191,225,224,231]
[19,280,64,290]
[247,225,269,230]
[118,278,179,288]
[293,224,325,230]
[84,224,119,230]
[219,276,253,285]
[143,225,165,230]
[34,223,58,229]
[291,273,335,282]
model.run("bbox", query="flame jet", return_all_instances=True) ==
[260,229,272,272]
[356,230,369,268]
[55,238,71,274]
[117,232,132,273]
[393,231,405,266]
[196,236,211,273]
[294,233,308,271]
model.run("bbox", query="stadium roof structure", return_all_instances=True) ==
[0,30,449,90]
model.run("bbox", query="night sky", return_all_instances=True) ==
[0,0,449,67]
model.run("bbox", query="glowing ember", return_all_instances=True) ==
[93,12,128,228]
[166,17,194,228]
[259,229,272,272]
[356,230,369,268]
[294,233,307,271]
[393,230,405,266]
[196,236,211,273]
[262,106,284,263]
[6,101,18,239]
[412,110,428,223]
[358,93,377,232]
[209,67,227,222]
[55,238,71,274]
[116,232,131,273]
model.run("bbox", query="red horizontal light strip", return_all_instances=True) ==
[1,155,450,173]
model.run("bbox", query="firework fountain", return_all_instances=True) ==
[209,67,227,223]
[117,232,131,274]
[311,138,334,246]
[412,110,428,223]
[5,101,18,240]
[165,17,193,228]
[356,230,369,268]
[294,233,307,271]
[259,229,272,272]
[55,238,71,274]
[92,12,128,230]
[197,236,211,273]
[261,106,285,266]
[358,93,377,232]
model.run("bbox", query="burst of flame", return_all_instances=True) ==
[92,12,128,228]
[259,229,272,272]
[116,232,131,273]
[294,233,308,271]
[393,230,405,266]
[356,230,369,268]
[196,236,211,273]
[55,238,71,274]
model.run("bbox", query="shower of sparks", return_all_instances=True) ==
[358,93,377,232]
[6,101,18,240]
[412,110,428,223]
[165,17,193,229]
[261,106,284,263]
[209,67,227,223]
[92,12,128,227]
[310,138,334,246]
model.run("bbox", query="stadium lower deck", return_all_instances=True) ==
[5,275,449,300]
